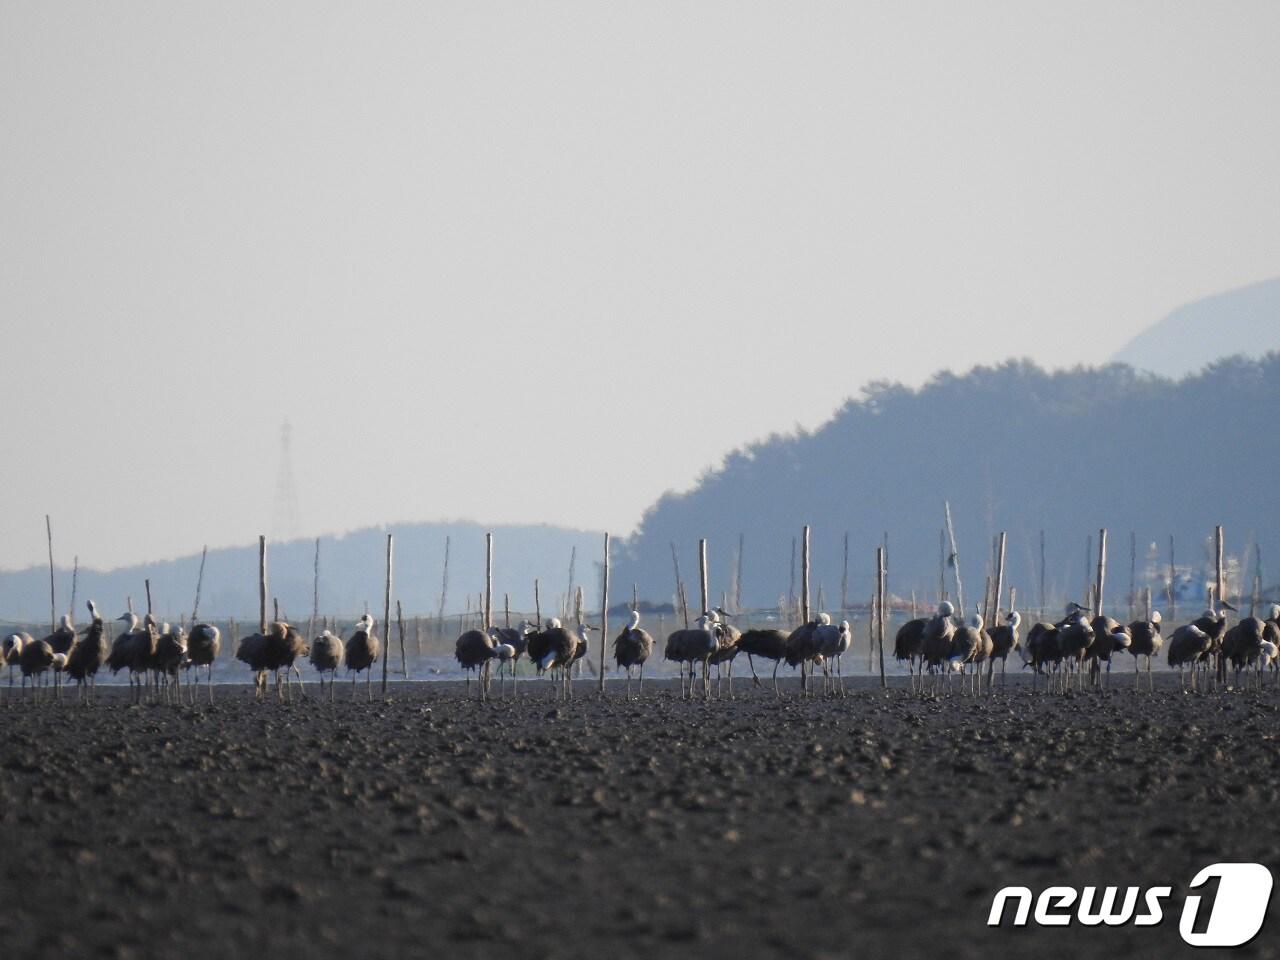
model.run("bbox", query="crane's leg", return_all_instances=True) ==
[727,660,734,699]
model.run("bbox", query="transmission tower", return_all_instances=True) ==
[272,419,302,540]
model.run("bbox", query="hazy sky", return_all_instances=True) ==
[3,1,1279,571]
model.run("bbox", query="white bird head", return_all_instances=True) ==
[117,612,138,630]
[87,600,100,620]
[839,619,851,634]
[495,643,516,660]
[1269,604,1280,621]
[968,611,984,631]
[937,601,954,618]
[59,614,73,631]
[518,619,534,634]
[52,653,67,668]
[817,612,832,626]
[545,617,561,630]
[577,622,593,640]
[1006,610,1022,629]
[627,610,641,630]
[1151,611,1163,625]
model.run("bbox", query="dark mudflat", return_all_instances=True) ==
[0,674,1277,959]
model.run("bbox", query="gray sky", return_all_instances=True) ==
[3,1,1279,571]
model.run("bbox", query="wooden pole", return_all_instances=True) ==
[632,583,638,613]
[146,579,154,617]
[397,599,407,677]
[484,532,493,630]
[943,501,964,613]
[1095,529,1107,617]
[1215,525,1225,611]
[68,555,78,620]
[273,597,279,622]
[698,538,709,615]
[1168,535,1177,621]
[258,535,268,634]
[437,535,451,637]
[308,538,320,641]
[534,578,542,628]
[789,536,797,612]
[670,542,687,628]
[600,532,610,694]
[841,532,849,612]
[735,532,745,612]
[1128,531,1137,622]
[800,526,811,623]
[45,515,56,635]
[876,546,886,688]
[505,592,511,628]
[992,531,1007,624]
[1009,587,1017,616]
[192,545,208,622]
[938,529,946,604]
[1145,586,1152,622]
[381,533,393,694]
[1039,529,1047,617]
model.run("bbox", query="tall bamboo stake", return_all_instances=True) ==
[992,531,1007,624]
[381,533,393,694]
[735,532,744,611]
[308,538,320,642]
[505,593,511,628]
[943,501,964,613]
[600,532,610,694]
[670,542,688,628]
[698,538,709,616]
[534,578,541,628]
[45,515,56,635]
[192,545,208,622]
[69,555,78,619]
[1128,531,1137,621]
[800,526,810,624]
[1215,525,1225,610]
[484,533,493,630]
[146,579,154,616]
[258,535,268,634]
[397,600,407,677]
[841,531,849,612]
[1095,529,1107,617]
[876,546,886,688]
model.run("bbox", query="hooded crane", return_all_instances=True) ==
[344,615,381,701]
[921,602,958,695]
[985,611,1021,690]
[736,628,789,696]
[486,624,532,691]
[707,611,742,699]
[1056,605,1095,692]
[309,630,345,701]
[42,614,77,701]
[613,610,654,697]
[1167,620,1213,693]
[784,618,824,697]
[109,612,157,703]
[946,608,985,695]
[1222,614,1271,691]
[664,614,720,700]
[894,617,927,692]
[487,628,519,697]
[1022,621,1062,692]
[1126,611,1162,692]
[529,618,592,700]
[455,628,496,700]
[154,625,188,704]
[187,622,221,704]
[2,632,29,697]
[66,601,109,703]
[1189,589,1234,689]
[1087,614,1130,690]
[814,616,852,697]
[18,633,55,701]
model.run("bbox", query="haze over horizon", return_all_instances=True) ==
[4,2,1279,571]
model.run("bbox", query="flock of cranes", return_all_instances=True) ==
[893,594,1280,695]
[3,594,1278,705]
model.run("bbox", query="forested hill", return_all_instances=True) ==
[614,356,1280,612]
